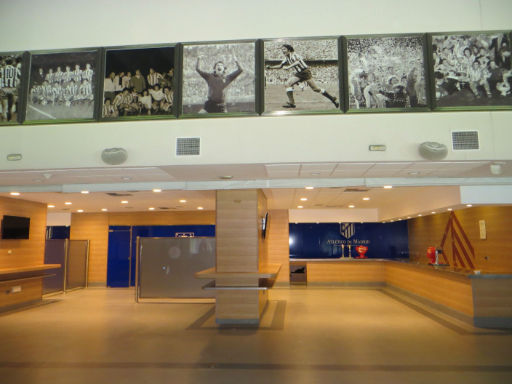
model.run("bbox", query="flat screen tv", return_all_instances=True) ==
[1,215,30,239]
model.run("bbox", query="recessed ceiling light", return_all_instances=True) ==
[81,190,89,194]
[305,186,314,190]
[121,200,129,204]
[300,197,308,201]
[122,176,131,181]
[152,188,162,193]
[64,202,72,205]
[179,199,187,203]
[197,206,204,210]
[447,208,453,211]
[101,208,108,212]
[9,192,20,196]
[297,205,303,209]
[431,211,436,214]
[466,204,473,207]
[48,204,56,208]
[148,207,155,211]
[362,197,370,201]
[418,214,422,217]
[348,205,355,208]
[407,216,411,219]
[77,209,84,213]
[220,175,233,180]
[383,185,393,189]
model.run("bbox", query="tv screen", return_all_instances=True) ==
[1,215,30,239]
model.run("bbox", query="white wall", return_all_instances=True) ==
[1,0,511,172]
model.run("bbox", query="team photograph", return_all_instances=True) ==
[264,38,341,113]
[347,36,428,111]
[182,42,256,115]
[26,51,98,121]
[103,46,175,119]
[0,53,22,124]
[432,32,512,108]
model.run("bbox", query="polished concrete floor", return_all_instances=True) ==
[1,287,511,383]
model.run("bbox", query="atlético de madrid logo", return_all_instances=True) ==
[339,223,355,239]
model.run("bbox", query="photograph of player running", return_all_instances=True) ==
[346,35,428,111]
[182,42,256,115]
[264,38,341,113]
[26,50,99,122]
[0,53,23,124]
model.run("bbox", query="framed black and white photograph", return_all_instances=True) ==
[0,52,25,124]
[430,31,512,110]
[101,45,176,120]
[25,49,100,123]
[181,40,257,117]
[346,34,429,112]
[263,37,342,114]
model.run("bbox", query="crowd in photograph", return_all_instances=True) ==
[433,34,511,100]
[102,68,174,117]
[0,55,22,121]
[264,40,338,61]
[30,64,95,107]
[348,37,427,109]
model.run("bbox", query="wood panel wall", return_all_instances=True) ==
[70,213,108,284]
[0,196,47,309]
[307,261,386,283]
[70,210,215,284]
[408,206,512,273]
[216,190,259,273]
[0,196,46,269]
[264,210,290,283]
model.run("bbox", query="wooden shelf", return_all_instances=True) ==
[0,264,61,276]
[195,264,281,280]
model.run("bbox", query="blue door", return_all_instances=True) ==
[107,226,132,287]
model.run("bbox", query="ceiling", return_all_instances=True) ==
[1,161,511,221]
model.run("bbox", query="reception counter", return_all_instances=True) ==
[290,259,512,328]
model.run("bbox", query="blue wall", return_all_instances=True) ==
[289,222,409,259]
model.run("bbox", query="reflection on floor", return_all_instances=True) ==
[1,287,511,384]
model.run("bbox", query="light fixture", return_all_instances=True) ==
[179,199,187,203]
[466,204,473,207]
[121,200,129,204]
[368,144,387,151]
[77,209,84,213]
[447,208,453,211]
[152,188,162,193]
[197,206,204,210]
[6,153,22,161]
[81,190,89,194]
[431,211,436,214]
[348,205,355,208]
[48,204,56,208]
[418,214,422,217]
[297,205,303,209]
[219,175,233,180]
[148,207,155,211]
[305,186,314,190]
[9,192,20,196]
[362,197,370,201]
[383,185,393,189]
[64,202,72,205]
[300,197,308,201]
[490,163,503,175]
[407,216,411,219]
[101,208,108,212]
[418,141,448,160]
[101,147,128,165]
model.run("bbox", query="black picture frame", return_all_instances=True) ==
[99,43,178,121]
[262,36,343,116]
[0,51,29,125]
[429,30,512,111]
[23,48,102,124]
[344,33,431,113]
[179,39,259,118]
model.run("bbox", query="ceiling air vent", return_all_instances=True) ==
[344,188,369,193]
[106,192,133,197]
[452,131,479,150]
[176,137,200,156]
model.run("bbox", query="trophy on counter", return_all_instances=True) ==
[355,245,368,259]
[340,244,345,258]
[347,244,352,258]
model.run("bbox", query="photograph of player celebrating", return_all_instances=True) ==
[195,50,243,113]
[182,42,256,115]
[264,38,341,113]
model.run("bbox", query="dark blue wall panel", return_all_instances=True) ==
[289,222,409,259]
[46,226,70,239]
